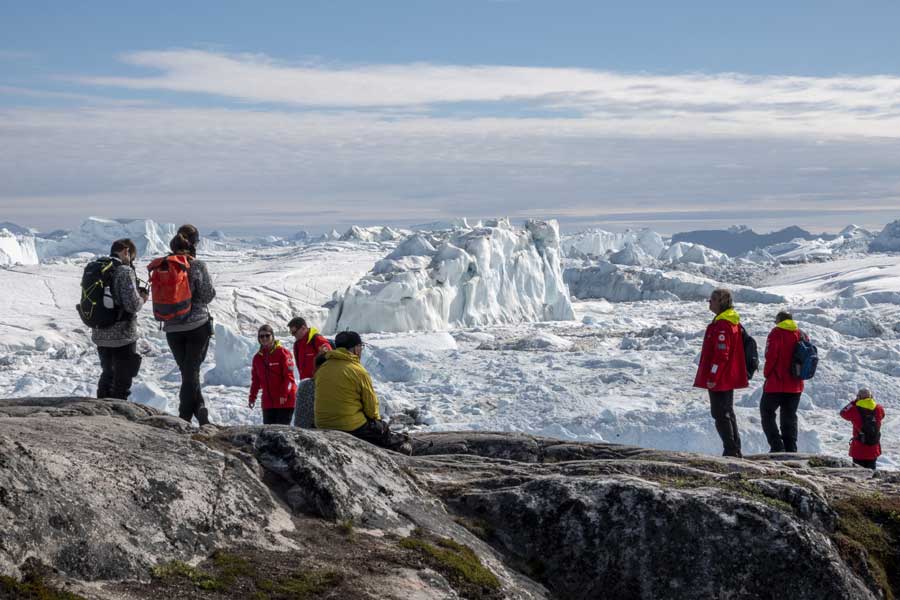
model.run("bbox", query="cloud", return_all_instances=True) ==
[68,49,900,138]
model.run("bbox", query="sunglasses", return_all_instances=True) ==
[258,333,272,339]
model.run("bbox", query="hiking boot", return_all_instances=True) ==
[396,442,413,456]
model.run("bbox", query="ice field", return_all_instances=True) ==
[0,217,898,469]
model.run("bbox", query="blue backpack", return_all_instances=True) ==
[790,332,818,380]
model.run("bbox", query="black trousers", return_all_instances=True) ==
[709,390,742,457]
[853,458,877,470]
[166,323,212,425]
[760,392,801,453]
[349,420,410,453]
[97,343,141,400]
[262,408,294,425]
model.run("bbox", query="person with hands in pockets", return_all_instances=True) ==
[249,324,297,425]
[693,288,748,458]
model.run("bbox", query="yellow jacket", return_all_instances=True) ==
[314,348,380,431]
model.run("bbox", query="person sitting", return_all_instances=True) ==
[314,331,410,453]
[249,324,297,425]
[840,388,885,470]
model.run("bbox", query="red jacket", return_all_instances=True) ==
[840,398,884,461]
[293,328,332,380]
[250,342,297,410]
[693,308,749,392]
[763,320,804,394]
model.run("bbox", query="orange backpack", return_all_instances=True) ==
[147,255,193,322]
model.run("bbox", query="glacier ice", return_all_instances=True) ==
[204,323,256,387]
[0,229,39,266]
[325,219,575,334]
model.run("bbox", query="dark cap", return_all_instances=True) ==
[334,331,363,349]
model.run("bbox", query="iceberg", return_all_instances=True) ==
[0,229,39,266]
[325,219,575,333]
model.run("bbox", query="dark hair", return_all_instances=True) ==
[177,224,199,246]
[169,233,194,255]
[287,317,307,330]
[775,311,793,323]
[257,324,274,340]
[314,353,329,369]
[334,331,362,349]
[110,238,137,257]
[711,288,734,310]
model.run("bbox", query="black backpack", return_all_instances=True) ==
[790,332,819,380]
[739,325,759,379]
[857,406,881,446]
[76,258,119,328]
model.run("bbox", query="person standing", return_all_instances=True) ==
[288,316,332,428]
[693,288,748,458]
[840,389,885,470]
[249,324,297,425]
[760,311,804,453]
[91,238,148,400]
[151,226,216,425]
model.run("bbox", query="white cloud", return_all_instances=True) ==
[69,49,900,138]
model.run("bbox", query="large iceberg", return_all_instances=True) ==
[325,219,576,333]
[562,228,665,260]
[36,217,178,259]
[0,229,39,266]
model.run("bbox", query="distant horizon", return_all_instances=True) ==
[3,210,897,239]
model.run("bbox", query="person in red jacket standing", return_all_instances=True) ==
[249,324,297,425]
[288,317,332,380]
[760,311,804,453]
[694,288,748,458]
[840,388,885,470]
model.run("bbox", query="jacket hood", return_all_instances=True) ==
[326,347,359,363]
[776,319,798,331]
[856,397,877,411]
[714,308,741,325]
[307,327,320,343]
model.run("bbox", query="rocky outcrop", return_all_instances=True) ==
[2,399,899,600]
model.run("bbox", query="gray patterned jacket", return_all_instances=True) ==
[162,258,216,333]
[91,260,146,348]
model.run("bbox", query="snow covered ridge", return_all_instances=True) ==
[869,219,900,252]
[325,219,576,333]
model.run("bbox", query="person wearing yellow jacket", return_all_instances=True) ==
[314,331,411,453]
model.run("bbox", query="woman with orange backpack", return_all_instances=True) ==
[148,225,216,425]
[249,324,297,424]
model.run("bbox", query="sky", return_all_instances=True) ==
[2,0,900,235]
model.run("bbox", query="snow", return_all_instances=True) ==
[562,228,665,259]
[325,219,575,333]
[1,217,899,471]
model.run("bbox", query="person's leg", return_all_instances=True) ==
[270,408,293,425]
[109,343,140,400]
[184,325,212,425]
[852,458,877,470]
[759,392,784,452]
[349,420,391,448]
[166,331,193,421]
[96,347,114,398]
[262,408,274,425]
[709,390,741,457]
[780,393,802,453]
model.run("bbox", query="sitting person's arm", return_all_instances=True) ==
[358,369,380,421]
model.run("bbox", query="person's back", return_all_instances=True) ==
[840,389,885,469]
[763,318,803,394]
[314,347,379,431]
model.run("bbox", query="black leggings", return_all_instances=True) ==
[167,323,211,424]
[97,343,142,400]
[262,408,294,425]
